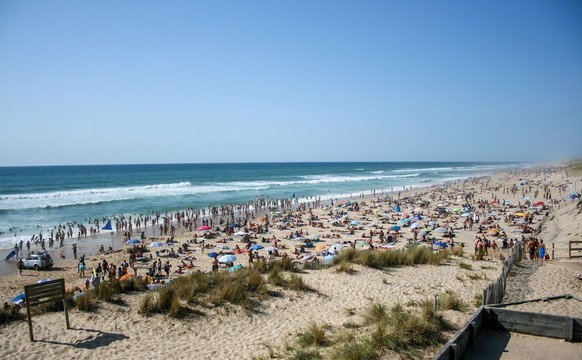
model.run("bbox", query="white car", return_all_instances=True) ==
[22,253,54,270]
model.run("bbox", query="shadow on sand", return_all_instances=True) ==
[37,327,129,349]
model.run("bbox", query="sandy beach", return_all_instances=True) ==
[1,165,581,360]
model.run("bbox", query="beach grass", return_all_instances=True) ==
[335,247,449,270]
[297,321,330,347]
[0,305,25,324]
[459,262,472,270]
[439,291,467,311]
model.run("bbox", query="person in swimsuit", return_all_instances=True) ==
[538,240,546,261]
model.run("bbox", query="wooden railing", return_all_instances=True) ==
[482,244,521,306]
[569,241,582,259]
[433,295,582,360]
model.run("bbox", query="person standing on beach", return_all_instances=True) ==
[17,258,24,275]
[538,240,546,261]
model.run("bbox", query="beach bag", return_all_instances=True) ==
[544,253,550,260]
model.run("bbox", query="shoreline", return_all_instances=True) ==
[1,165,580,359]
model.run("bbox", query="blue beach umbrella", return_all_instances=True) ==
[249,244,264,251]
[126,239,141,245]
[219,254,237,263]
[390,225,401,231]
[207,252,219,258]
[148,241,164,248]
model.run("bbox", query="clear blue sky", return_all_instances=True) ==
[1,1,581,166]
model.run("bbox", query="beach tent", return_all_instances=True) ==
[394,205,401,213]
[390,225,401,231]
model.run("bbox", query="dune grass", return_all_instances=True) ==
[139,265,313,318]
[439,290,467,312]
[297,321,330,347]
[334,247,449,270]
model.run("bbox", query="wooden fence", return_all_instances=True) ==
[433,295,582,360]
[482,244,520,306]
[569,241,582,259]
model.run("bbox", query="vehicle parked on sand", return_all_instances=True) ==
[22,253,54,271]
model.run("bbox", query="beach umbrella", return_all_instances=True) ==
[410,222,420,230]
[149,241,164,248]
[394,206,401,213]
[307,234,320,241]
[293,236,308,241]
[197,225,211,231]
[390,225,401,231]
[329,243,344,253]
[207,252,219,258]
[234,231,248,237]
[126,239,141,245]
[351,220,359,226]
[323,255,335,265]
[249,244,264,251]
[218,255,237,263]
[533,201,544,206]
[428,220,438,226]
[396,219,408,226]
[434,227,448,234]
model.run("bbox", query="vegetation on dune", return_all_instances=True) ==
[333,246,450,270]
[271,300,453,360]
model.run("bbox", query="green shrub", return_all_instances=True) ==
[288,274,311,291]
[362,303,389,325]
[297,321,329,347]
[96,281,121,303]
[75,293,96,312]
[473,293,483,307]
[138,293,158,316]
[459,262,472,270]
[335,261,356,274]
[0,305,24,324]
[288,348,323,360]
[158,286,176,312]
[439,290,467,311]
[332,339,379,360]
[268,267,287,287]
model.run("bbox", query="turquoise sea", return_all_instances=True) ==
[0,162,526,251]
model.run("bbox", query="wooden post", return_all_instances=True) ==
[552,242,554,260]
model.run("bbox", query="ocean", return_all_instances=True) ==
[0,162,524,251]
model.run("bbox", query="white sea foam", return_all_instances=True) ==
[0,172,424,211]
